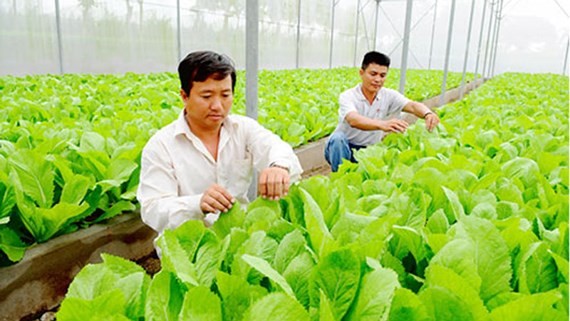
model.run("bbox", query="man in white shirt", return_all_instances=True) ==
[325,51,440,172]
[137,51,302,234]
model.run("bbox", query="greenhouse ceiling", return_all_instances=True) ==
[0,0,568,76]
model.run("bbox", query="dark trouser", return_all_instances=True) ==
[324,131,365,172]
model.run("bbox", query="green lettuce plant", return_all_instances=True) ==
[0,68,474,265]
[57,72,568,319]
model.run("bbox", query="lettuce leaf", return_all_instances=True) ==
[243,292,310,321]
[179,286,222,321]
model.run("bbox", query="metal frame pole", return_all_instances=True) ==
[474,0,488,81]
[176,0,181,63]
[329,0,337,68]
[428,0,438,70]
[54,0,64,74]
[563,37,569,76]
[490,0,503,77]
[482,0,496,78]
[487,0,499,78]
[374,0,380,50]
[487,2,499,77]
[440,0,457,106]
[459,0,477,99]
[399,0,413,94]
[246,0,259,200]
[353,0,361,67]
[295,0,302,68]
[246,0,258,120]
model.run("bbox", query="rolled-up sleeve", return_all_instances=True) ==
[386,88,410,114]
[338,92,357,122]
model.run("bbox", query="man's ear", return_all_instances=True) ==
[359,68,364,76]
[180,88,188,100]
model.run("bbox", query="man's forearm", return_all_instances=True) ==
[345,112,383,130]
[403,101,433,118]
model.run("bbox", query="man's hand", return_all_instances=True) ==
[258,166,290,200]
[424,113,440,132]
[200,184,235,214]
[378,118,409,133]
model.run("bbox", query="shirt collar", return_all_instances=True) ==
[173,109,237,141]
[356,83,381,102]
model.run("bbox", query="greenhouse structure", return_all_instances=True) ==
[0,0,568,320]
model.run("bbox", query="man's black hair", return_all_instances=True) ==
[178,51,237,95]
[361,51,391,70]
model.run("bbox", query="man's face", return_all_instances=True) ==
[181,75,233,133]
[360,63,388,94]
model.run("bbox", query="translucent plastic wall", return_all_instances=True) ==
[1,0,178,75]
[1,0,568,76]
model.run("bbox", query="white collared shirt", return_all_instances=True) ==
[137,111,302,234]
[334,84,409,146]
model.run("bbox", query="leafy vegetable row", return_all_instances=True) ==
[0,68,473,265]
[56,72,569,320]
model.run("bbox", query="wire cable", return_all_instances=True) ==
[379,5,425,68]
[552,0,569,18]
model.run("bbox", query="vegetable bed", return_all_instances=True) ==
[0,68,474,265]
[56,73,569,320]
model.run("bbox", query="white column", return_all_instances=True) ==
[399,0,414,94]
[55,0,64,74]
[439,0,457,106]
[459,0,477,99]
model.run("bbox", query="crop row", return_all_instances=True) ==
[0,68,473,265]
[56,73,569,320]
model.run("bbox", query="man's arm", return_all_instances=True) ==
[137,146,203,234]
[137,139,233,234]
[402,101,440,132]
[345,110,409,133]
[339,92,409,133]
[244,117,302,200]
